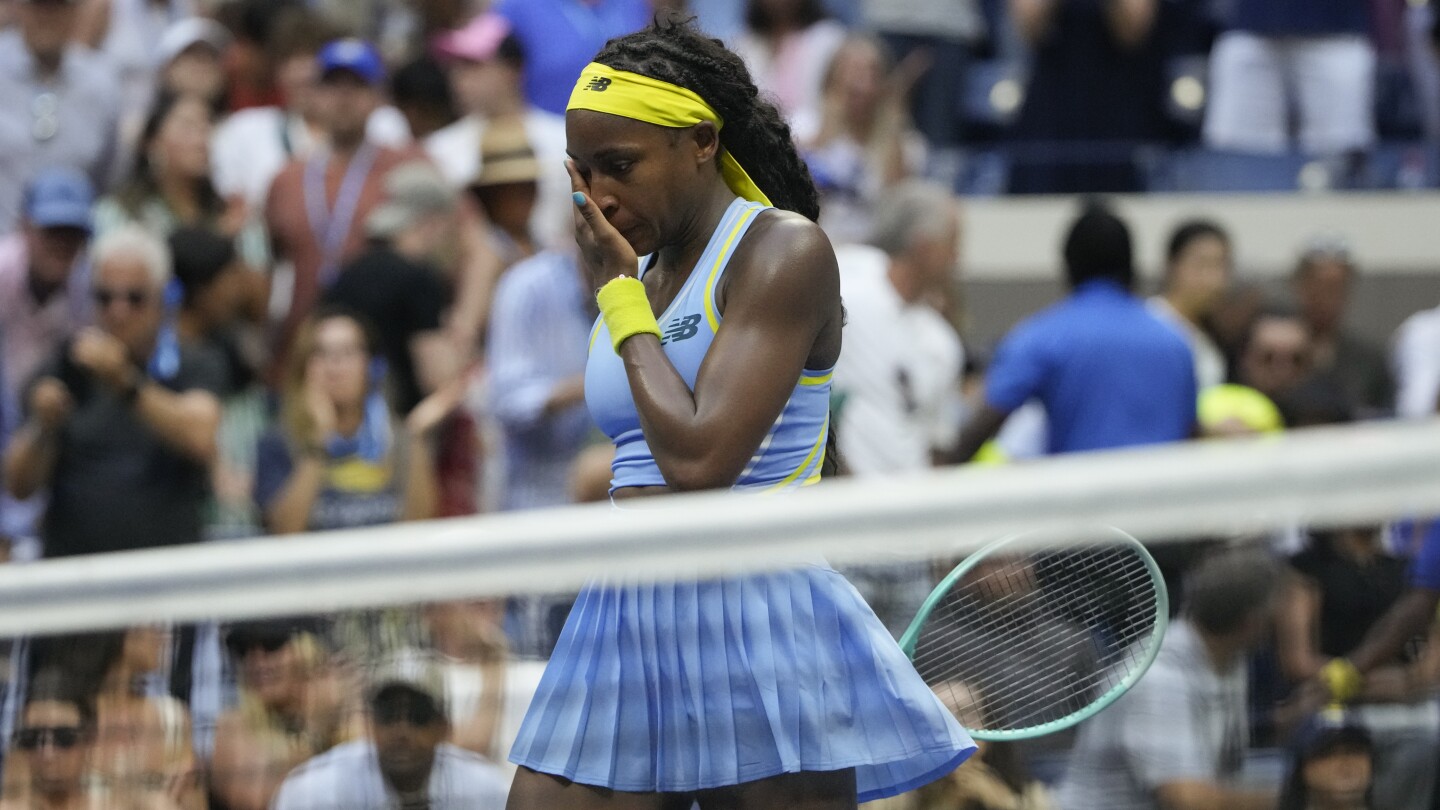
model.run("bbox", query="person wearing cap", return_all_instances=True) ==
[948,203,1196,462]
[266,38,422,379]
[1291,239,1394,418]
[272,652,510,810]
[323,161,458,415]
[1278,718,1375,810]
[210,11,412,211]
[0,0,123,233]
[427,12,571,253]
[156,17,231,109]
[0,169,94,542]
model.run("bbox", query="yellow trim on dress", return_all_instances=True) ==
[703,205,760,332]
[766,414,829,492]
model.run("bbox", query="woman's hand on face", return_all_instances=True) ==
[566,160,638,290]
[303,361,337,441]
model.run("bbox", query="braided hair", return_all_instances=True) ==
[592,18,821,223]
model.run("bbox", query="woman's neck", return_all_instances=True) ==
[335,404,364,436]
[157,170,202,223]
[656,184,738,280]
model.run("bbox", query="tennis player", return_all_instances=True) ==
[504,18,975,810]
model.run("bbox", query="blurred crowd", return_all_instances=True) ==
[0,0,1437,808]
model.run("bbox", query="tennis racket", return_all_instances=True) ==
[899,527,1168,740]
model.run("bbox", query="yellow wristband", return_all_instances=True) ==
[596,276,660,353]
[1320,658,1363,703]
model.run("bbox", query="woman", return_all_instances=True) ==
[795,35,929,241]
[733,0,848,123]
[253,306,459,667]
[210,621,358,810]
[253,306,457,535]
[91,629,203,810]
[95,93,266,268]
[505,19,974,809]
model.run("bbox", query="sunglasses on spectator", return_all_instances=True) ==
[372,698,443,728]
[92,287,151,308]
[14,726,82,751]
[1258,349,1306,367]
[225,634,292,658]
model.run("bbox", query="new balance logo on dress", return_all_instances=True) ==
[585,77,612,92]
[661,314,702,345]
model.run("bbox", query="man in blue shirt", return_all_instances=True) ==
[493,0,652,116]
[950,203,1196,461]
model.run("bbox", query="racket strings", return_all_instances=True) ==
[914,544,1160,733]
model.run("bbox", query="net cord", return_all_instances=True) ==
[0,420,1438,637]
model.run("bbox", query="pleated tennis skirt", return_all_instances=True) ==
[508,562,976,802]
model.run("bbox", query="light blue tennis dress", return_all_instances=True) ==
[508,197,976,801]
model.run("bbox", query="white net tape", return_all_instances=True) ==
[3,419,1440,638]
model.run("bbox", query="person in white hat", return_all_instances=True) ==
[272,651,510,810]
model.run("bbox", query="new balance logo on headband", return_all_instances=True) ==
[661,314,702,345]
[585,77,612,92]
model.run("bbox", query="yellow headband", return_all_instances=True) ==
[567,62,772,207]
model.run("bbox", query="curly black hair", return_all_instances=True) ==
[592,17,821,222]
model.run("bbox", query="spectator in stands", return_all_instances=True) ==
[1235,306,1333,422]
[91,628,203,810]
[468,122,546,268]
[265,38,418,370]
[0,0,122,232]
[1148,220,1232,391]
[94,93,253,257]
[1278,720,1376,810]
[734,0,848,124]
[425,601,546,772]
[1005,0,1168,194]
[1058,548,1281,810]
[156,18,231,107]
[491,0,652,116]
[1291,239,1394,417]
[833,181,963,476]
[483,214,594,514]
[1204,0,1375,156]
[210,11,410,211]
[1276,526,1436,810]
[427,12,570,254]
[0,169,93,466]
[169,226,267,540]
[253,306,458,535]
[211,619,360,810]
[1391,297,1440,419]
[737,0,846,124]
[390,55,457,142]
[860,0,984,147]
[3,225,222,558]
[1209,281,1267,377]
[77,0,196,140]
[272,652,510,809]
[949,203,1195,462]
[0,669,102,810]
[323,163,459,417]
[796,35,929,242]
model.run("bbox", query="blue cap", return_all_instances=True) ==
[24,168,94,232]
[317,38,385,86]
